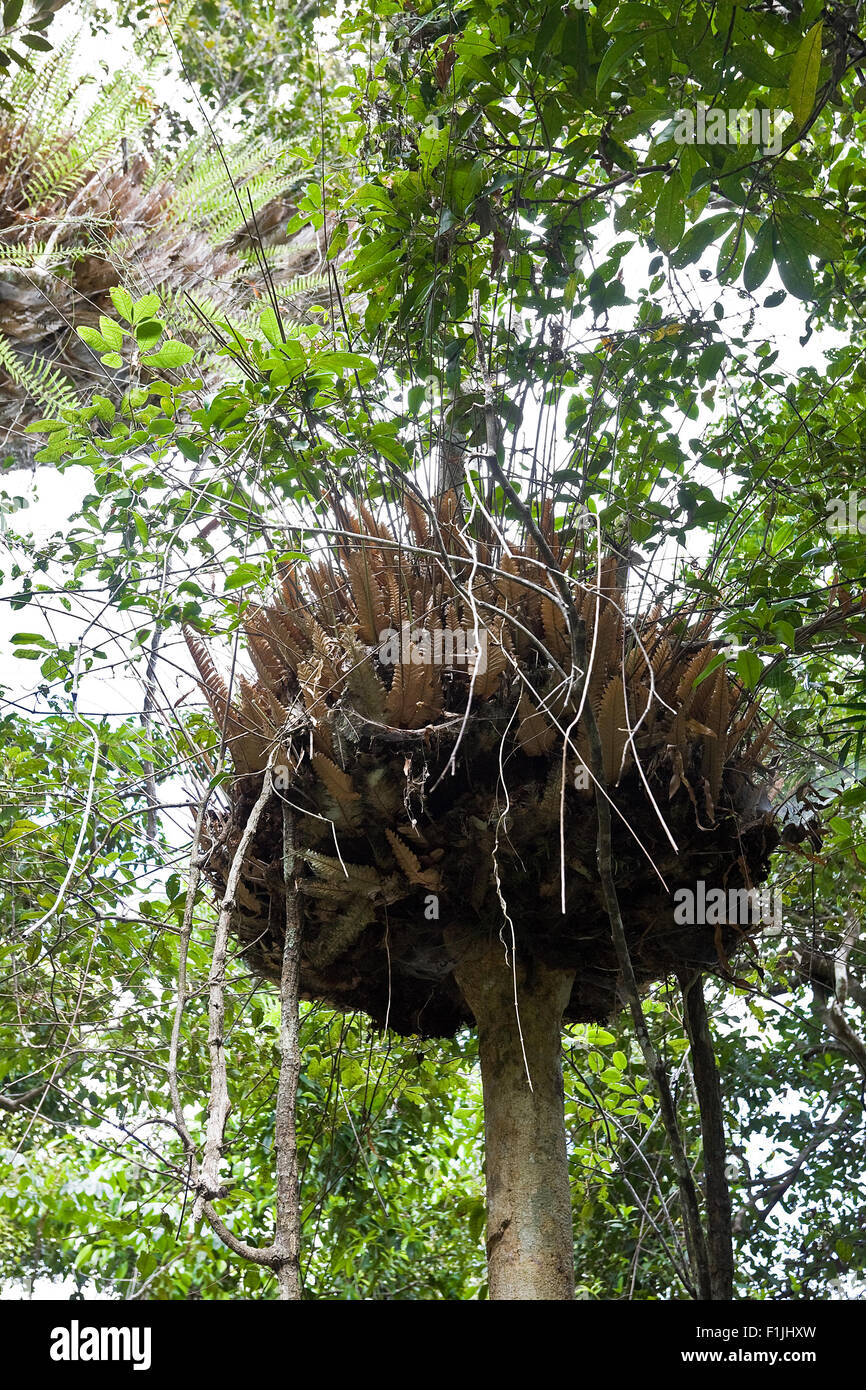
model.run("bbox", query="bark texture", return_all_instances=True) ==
[678,968,734,1299]
[447,928,575,1300]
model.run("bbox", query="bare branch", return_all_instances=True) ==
[273,801,303,1300]
[198,761,276,1204]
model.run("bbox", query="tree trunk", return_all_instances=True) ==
[677,967,734,1300]
[447,928,576,1300]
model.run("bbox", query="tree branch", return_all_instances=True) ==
[198,762,275,1205]
[273,801,303,1300]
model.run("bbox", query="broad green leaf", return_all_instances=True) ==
[224,563,262,591]
[653,179,685,255]
[588,1026,616,1045]
[596,31,653,94]
[313,350,375,379]
[737,650,763,687]
[109,287,134,323]
[605,4,661,32]
[368,425,411,467]
[697,342,727,382]
[788,21,823,129]
[98,316,123,351]
[259,307,283,347]
[132,293,161,324]
[141,340,195,369]
[773,620,796,647]
[135,319,164,349]
[25,418,66,432]
[77,325,108,351]
[177,437,202,462]
[784,211,842,263]
[774,219,815,300]
[743,220,774,291]
[671,213,735,268]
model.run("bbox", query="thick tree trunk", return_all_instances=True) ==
[447,929,576,1300]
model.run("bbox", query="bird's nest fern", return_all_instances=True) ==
[189,494,787,1037]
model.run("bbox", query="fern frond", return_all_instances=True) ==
[0,242,83,269]
[0,333,77,416]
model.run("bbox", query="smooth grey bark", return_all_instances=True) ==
[447,929,576,1300]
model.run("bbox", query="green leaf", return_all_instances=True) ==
[743,220,774,291]
[671,214,735,268]
[784,211,842,263]
[259,307,283,347]
[20,32,52,49]
[313,350,375,380]
[135,319,164,349]
[368,425,410,467]
[732,45,785,87]
[736,650,763,687]
[653,179,685,255]
[77,325,108,352]
[696,342,726,382]
[774,219,815,300]
[109,287,134,323]
[687,166,716,197]
[25,418,66,433]
[224,563,262,591]
[694,653,726,687]
[788,21,823,129]
[588,1026,616,1045]
[98,316,123,350]
[605,4,660,32]
[132,293,161,324]
[141,340,195,369]
[3,0,24,25]
[596,32,653,94]
[101,352,123,369]
[177,437,202,462]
